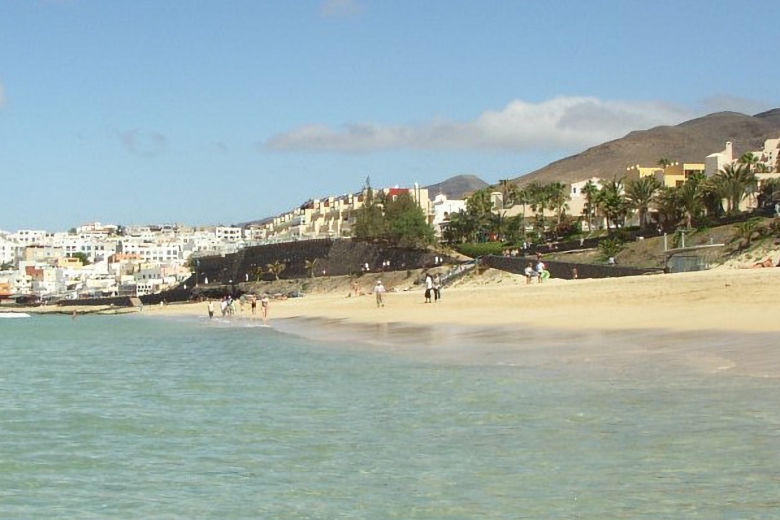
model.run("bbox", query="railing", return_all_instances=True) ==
[439,259,479,287]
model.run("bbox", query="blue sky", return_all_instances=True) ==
[1,0,778,231]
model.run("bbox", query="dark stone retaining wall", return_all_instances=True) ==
[56,240,456,305]
[482,255,662,279]
[194,239,453,286]
[58,296,135,307]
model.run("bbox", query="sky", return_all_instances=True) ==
[1,0,779,231]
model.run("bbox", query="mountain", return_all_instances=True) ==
[425,174,489,199]
[512,109,780,187]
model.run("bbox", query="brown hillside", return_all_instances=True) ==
[426,174,489,199]
[513,110,780,186]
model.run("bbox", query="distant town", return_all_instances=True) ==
[1,137,778,303]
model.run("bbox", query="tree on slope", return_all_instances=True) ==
[352,188,386,240]
[714,164,757,214]
[383,192,434,248]
[266,260,286,281]
[596,178,630,233]
[625,176,662,230]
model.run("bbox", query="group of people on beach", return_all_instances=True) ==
[368,271,443,308]
[207,293,270,321]
[424,272,441,303]
[524,253,551,284]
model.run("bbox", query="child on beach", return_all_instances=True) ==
[524,263,535,284]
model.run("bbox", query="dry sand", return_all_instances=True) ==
[147,267,780,333]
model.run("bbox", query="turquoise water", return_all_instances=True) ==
[1,316,779,518]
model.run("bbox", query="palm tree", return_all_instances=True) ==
[698,175,724,217]
[527,182,549,233]
[655,187,683,228]
[658,158,672,169]
[546,182,570,225]
[514,186,532,237]
[582,180,600,232]
[738,152,759,172]
[304,258,317,278]
[714,164,757,214]
[596,178,630,233]
[266,260,286,281]
[733,218,761,249]
[498,179,513,209]
[676,178,703,229]
[625,176,662,230]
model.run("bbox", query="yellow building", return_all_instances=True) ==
[627,162,705,188]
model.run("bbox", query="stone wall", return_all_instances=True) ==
[58,296,135,307]
[482,255,661,279]
[194,238,454,286]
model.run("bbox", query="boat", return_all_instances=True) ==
[0,312,31,318]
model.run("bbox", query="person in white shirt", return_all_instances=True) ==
[373,280,386,307]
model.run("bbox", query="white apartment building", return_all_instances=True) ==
[10,229,51,245]
[430,193,466,237]
[119,238,186,263]
[705,141,734,177]
[215,226,243,241]
[54,235,119,263]
[749,138,780,172]
[76,222,119,235]
[0,235,21,266]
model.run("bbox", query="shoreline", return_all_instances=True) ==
[7,267,780,377]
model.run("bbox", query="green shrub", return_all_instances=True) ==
[455,242,505,258]
[598,238,624,260]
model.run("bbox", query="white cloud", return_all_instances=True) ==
[116,129,168,157]
[264,96,695,154]
[320,0,362,17]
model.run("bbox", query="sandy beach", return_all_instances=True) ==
[143,267,780,333]
[134,267,780,377]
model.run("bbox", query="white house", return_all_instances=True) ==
[705,141,734,176]
[430,193,466,237]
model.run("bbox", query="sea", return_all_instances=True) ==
[1,314,779,519]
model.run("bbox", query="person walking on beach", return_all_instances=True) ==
[374,280,386,307]
[207,301,214,319]
[424,272,433,303]
[260,293,270,322]
[220,297,228,317]
[433,274,441,302]
[251,295,257,314]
